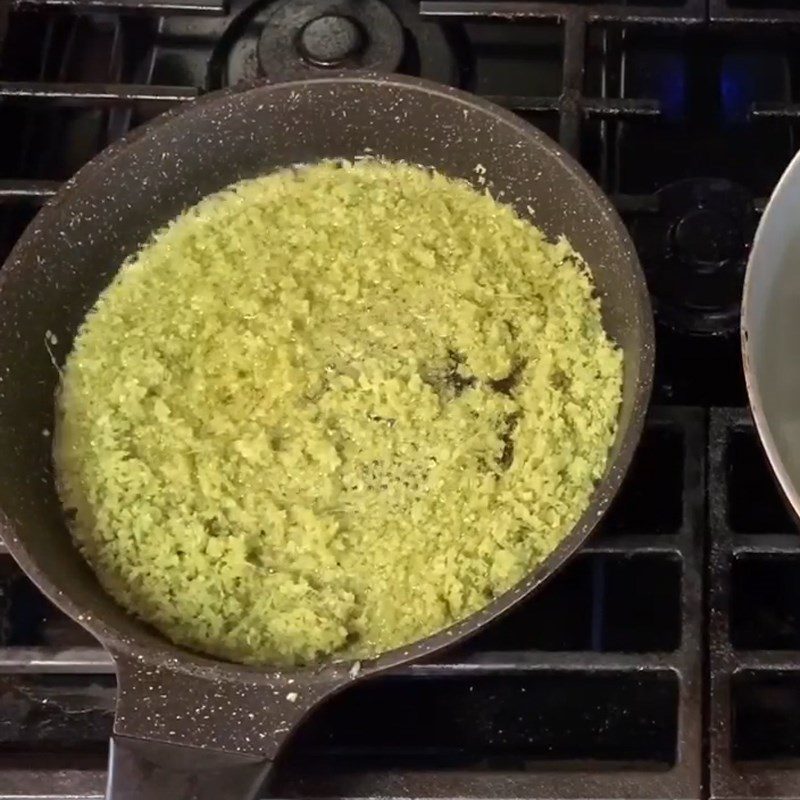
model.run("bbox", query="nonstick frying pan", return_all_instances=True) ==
[0,74,654,800]
[743,149,800,521]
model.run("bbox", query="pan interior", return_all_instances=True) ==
[0,76,650,668]
[745,151,800,516]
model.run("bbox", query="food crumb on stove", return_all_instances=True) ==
[55,159,623,667]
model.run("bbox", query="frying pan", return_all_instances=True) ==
[743,149,800,520]
[0,74,654,800]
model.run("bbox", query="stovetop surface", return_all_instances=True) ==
[1,1,799,798]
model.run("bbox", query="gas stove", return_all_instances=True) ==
[0,1,797,798]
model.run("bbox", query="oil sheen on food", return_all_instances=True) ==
[55,160,623,666]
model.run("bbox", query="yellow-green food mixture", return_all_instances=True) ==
[55,160,623,666]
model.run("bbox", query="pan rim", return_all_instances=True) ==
[0,72,654,683]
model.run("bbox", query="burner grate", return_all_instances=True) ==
[422,0,704,156]
[6,1,800,798]
[710,0,800,24]
[709,409,800,800]
[12,0,228,16]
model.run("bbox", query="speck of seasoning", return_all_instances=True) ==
[286,692,298,703]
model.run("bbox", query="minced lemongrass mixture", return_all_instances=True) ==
[55,159,623,666]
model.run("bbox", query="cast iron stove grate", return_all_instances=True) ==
[0,0,796,798]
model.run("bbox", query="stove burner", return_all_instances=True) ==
[258,0,403,79]
[632,179,757,336]
[298,15,364,66]
[207,0,460,90]
[673,208,741,268]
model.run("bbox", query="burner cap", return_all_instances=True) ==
[208,0,461,91]
[673,208,742,268]
[258,0,403,80]
[631,179,757,336]
[298,15,364,66]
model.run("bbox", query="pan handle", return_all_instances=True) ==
[106,735,272,800]
[106,654,349,800]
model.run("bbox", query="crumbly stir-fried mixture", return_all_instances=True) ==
[55,160,623,666]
